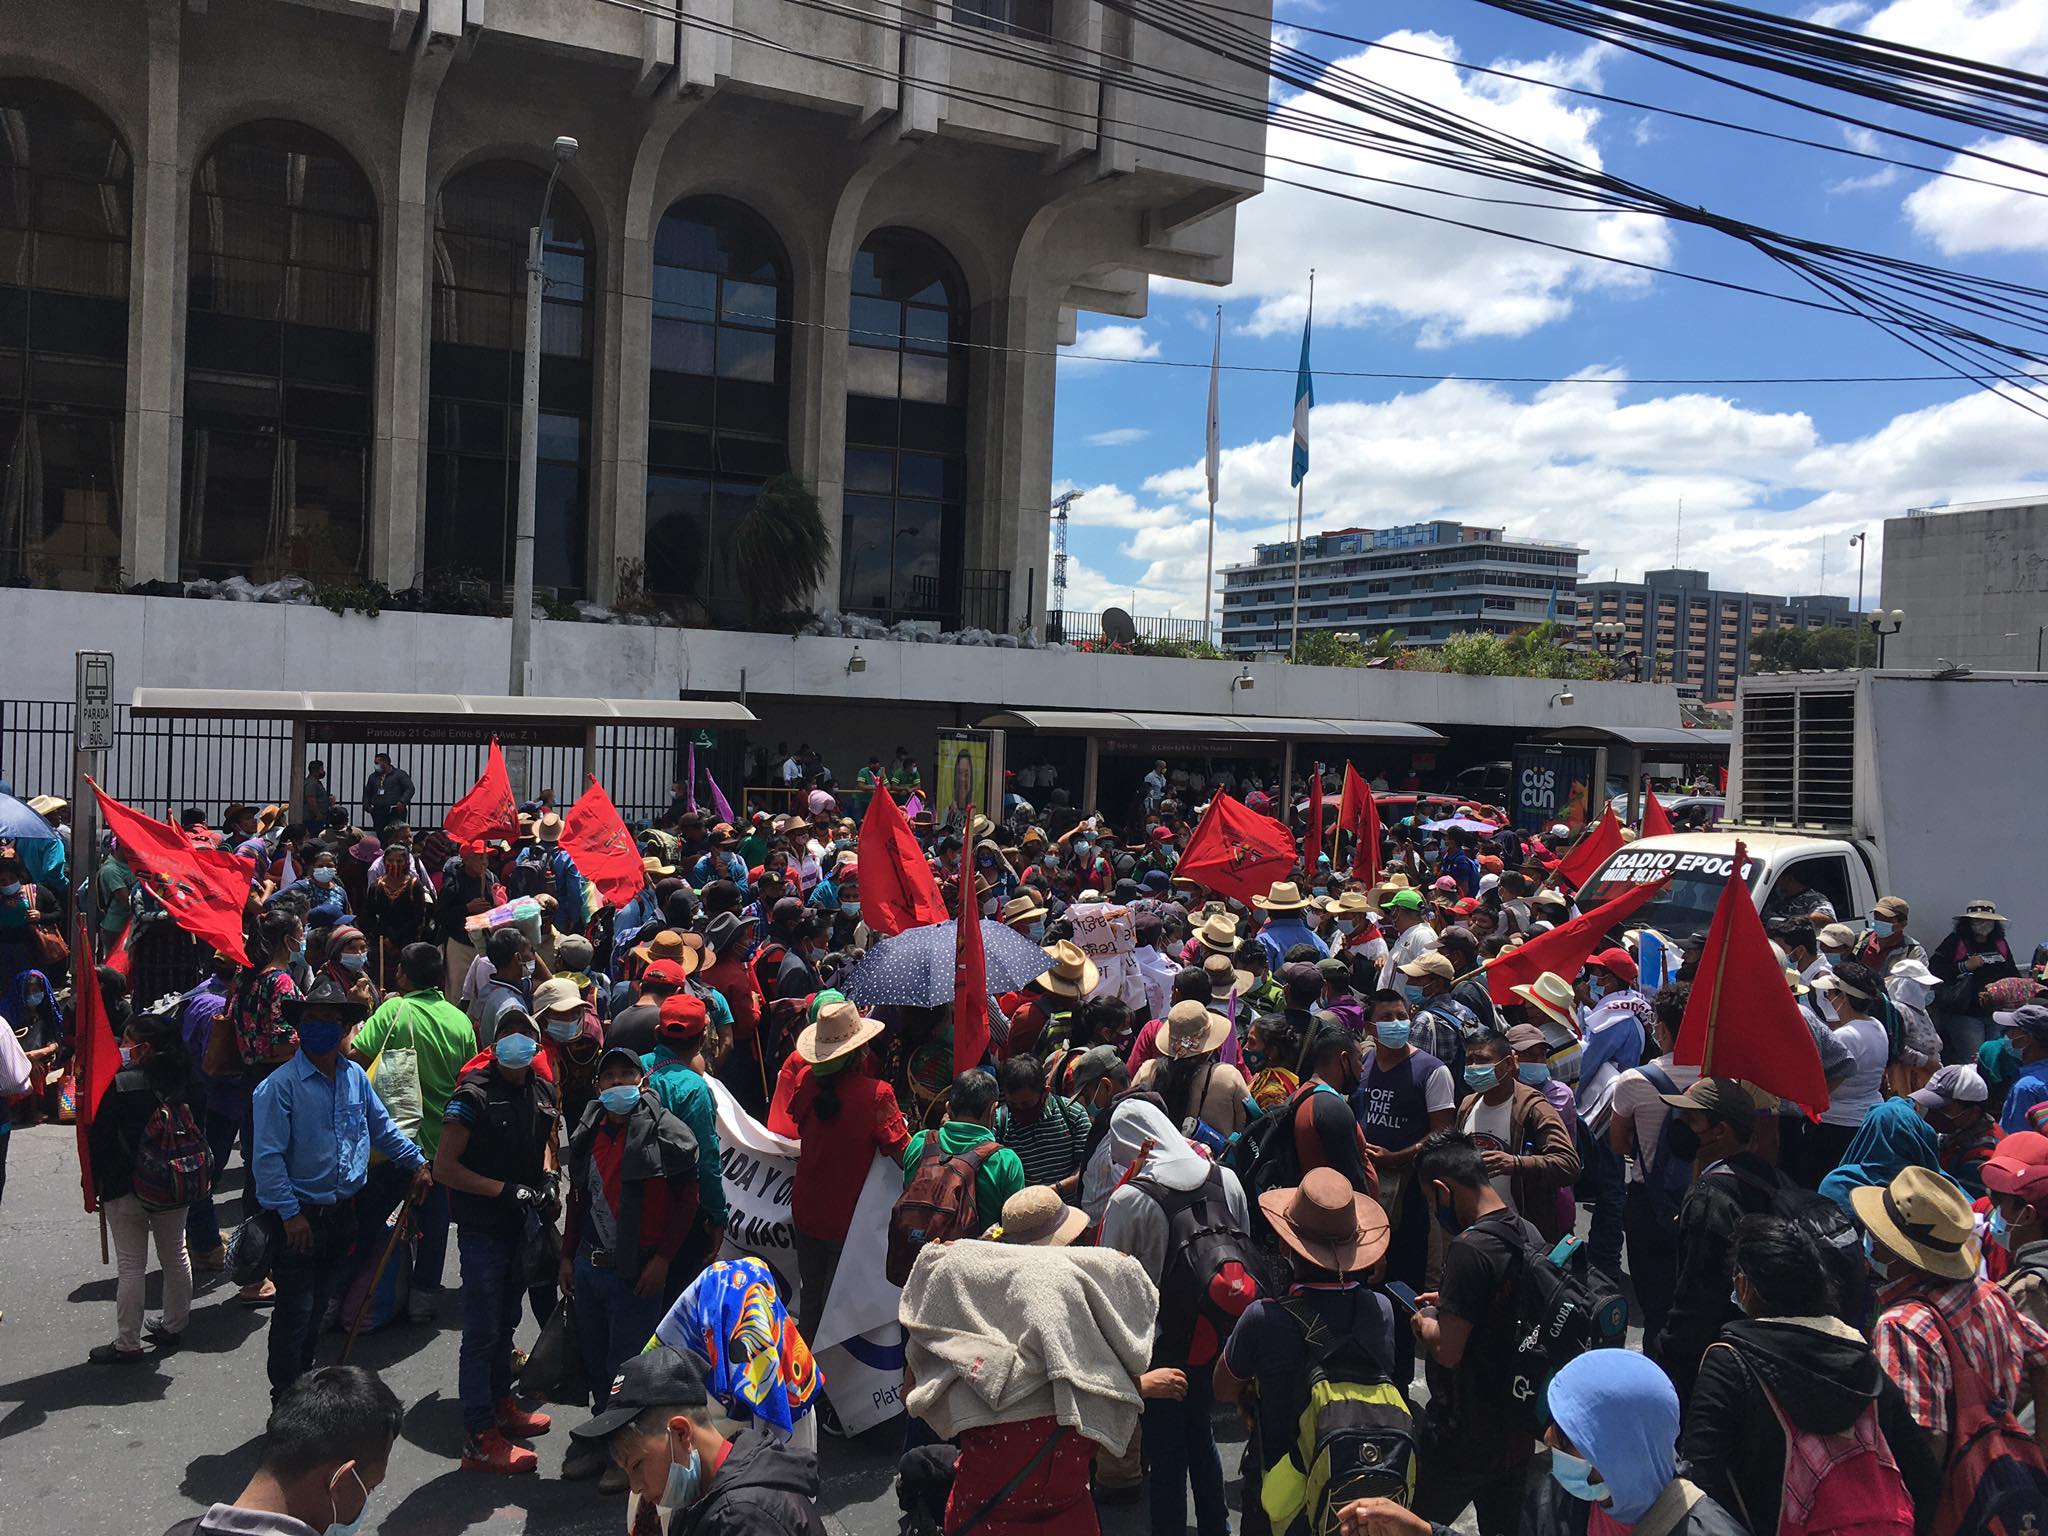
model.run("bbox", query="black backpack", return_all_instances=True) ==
[1260,1295,1418,1534]
[1496,1223,1631,1435]
[1635,1064,1697,1225]
[1719,1162,1865,1324]
[1138,1167,1275,1368]
[1233,1081,1321,1202]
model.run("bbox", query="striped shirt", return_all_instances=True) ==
[1872,1273,2048,1437]
[996,1094,1096,1187]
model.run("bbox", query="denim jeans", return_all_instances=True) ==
[457,1228,525,1435]
[574,1250,669,1409]
[267,1199,356,1397]
[1580,1126,1626,1279]
[186,1110,249,1253]
[1143,1367,1228,1536]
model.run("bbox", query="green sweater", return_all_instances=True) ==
[901,1121,1026,1233]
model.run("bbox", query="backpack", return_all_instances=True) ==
[1635,1064,1697,1225]
[1707,1343,1912,1536]
[1923,1303,2048,1536]
[1720,1163,1865,1324]
[887,1136,1000,1286]
[132,1092,214,1211]
[1259,1295,1417,1536]
[1233,1082,1321,1203]
[1497,1223,1630,1435]
[1138,1167,1273,1368]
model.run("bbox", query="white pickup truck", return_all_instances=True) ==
[1579,669,2047,951]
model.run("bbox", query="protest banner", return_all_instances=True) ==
[1065,901,1145,1011]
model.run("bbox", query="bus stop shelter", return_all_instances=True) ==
[1536,724,1732,822]
[974,708,1447,814]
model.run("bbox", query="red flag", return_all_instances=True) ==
[1674,839,1829,1114]
[445,740,520,845]
[1306,765,1325,872]
[562,777,645,911]
[1176,792,1299,908]
[953,804,990,1078]
[103,911,135,980]
[1554,804,1626,889]
[1484,874,1672,1005]
[72,914,120,1213]
[90,782,252,965]
[1340,763,1381,882]
[1641,789,1674,839]
[858,785,948,937]
[1716,765,1729,793]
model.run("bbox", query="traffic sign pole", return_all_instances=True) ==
[73,650,113,953]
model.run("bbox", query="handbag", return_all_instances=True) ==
[367,1001,425,1146]
[23,901,68,972]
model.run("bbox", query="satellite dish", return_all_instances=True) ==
[1101,607,1137,645]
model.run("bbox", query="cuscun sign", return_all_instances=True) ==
[1511,746,1593,834]
[1597,848,1756,884]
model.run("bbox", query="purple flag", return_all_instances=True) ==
[703,762,735,826]
[684,741,699,814]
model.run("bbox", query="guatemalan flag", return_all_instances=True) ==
[1290,302,1313,489]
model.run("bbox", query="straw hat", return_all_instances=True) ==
[1035,940,1100,999]
[1203,951,1253,1000]
[1328,891,1374,917]
[991,1186,1089,1246]
[536,812,564,845]
[1194,912,1242,954]
[1959,898,2010,924]
[1254,880,1312,912]
[642,853,676,877]
[794,998,884,1066]
[1850,1165,1979,1282]
[1258,1167,1391,1275]
[1001,893,1048,927]
[1511,971,1580,1033]
[27,794,67,817]
[1163,1000,1231,1059]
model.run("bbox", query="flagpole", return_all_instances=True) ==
[1289,271,1313,663]
[1203,304,1221,644]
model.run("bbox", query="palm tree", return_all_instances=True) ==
[731,473,831,627]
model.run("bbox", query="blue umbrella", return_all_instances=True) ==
[1422,816,1501,834]
[0,792,58,844]
[846,919,1054,1008]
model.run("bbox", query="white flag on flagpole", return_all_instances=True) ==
[1204,311,1221,508]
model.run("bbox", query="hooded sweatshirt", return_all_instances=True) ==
[1680,1316,1940,1534]
[672,1424,826,1536]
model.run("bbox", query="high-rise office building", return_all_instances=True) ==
[1575,568,1856,701]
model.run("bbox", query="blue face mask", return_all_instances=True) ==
[495,1033,539,1070]
[1992,1208,2012,1247]
[544,1017,582,1042]
[1871,918,1894,938]
[1401,983,1427,1008]
[338,950,368,972]
[1432,1197,1463,1236]
[1549,1450,1609,1505]
[1863,1229,1892,1281]
[293,940,309,965]
[297,1018,346,1056]
[312,866,337,884]
[600,1084,642,1115]
[1241,1047,1268,1072]
[1518,1061,1551,1086]
[1464,1063,1499,1093]
[1585,977,1606,1001]
[1376,1019,1412,1051]
[0,882,20,899]
[325,1465,370,1536]
[658,1442,702,1513]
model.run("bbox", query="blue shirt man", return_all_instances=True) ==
[1255,884,1330,969]
[1997,1006,2048,1135]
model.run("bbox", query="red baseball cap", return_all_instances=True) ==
[1588,948,1638,984]
[1984,1131,2048,1205]
[657,992,709,1043]
[642,959,689,987]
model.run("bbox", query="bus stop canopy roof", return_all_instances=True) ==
[975,708,1445,744]
[129,688,757,726]
[1538,724,1731,754]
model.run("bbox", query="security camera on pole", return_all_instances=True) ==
[507,133,578,798]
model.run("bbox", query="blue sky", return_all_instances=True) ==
[1047,0,2048,625]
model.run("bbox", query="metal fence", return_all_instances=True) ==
[1,700,684,827]
[1046,609,1214,647]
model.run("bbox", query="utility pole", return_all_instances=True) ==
[73,650,113,949]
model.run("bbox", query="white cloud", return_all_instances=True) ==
[1859,0,2048,71]
[1060,324,1161,375]
[1806,2,1871,28]
[1166,30,1672,347]
[1901,136,2048,254]
[1060,376,2048,620]
[1829,126,1901,193]
[1086,427,1150,447]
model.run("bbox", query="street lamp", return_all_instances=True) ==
[507,134,579,788]
[1589,619,1627,680]
[1849,530,1867,617]
[1868,607,1904,667]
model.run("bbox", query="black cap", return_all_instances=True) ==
[570,1345,709,1441]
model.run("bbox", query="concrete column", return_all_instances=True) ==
[121,0,182,584]
[370,16,456,589]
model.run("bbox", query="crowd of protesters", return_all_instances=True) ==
[5,750,2048,1536]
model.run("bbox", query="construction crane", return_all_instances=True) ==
[1050,489,1084,624]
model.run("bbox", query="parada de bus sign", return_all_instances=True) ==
[1598,848,1755,883]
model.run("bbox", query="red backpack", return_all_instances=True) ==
[887,1136,999,1286]
[1924,1304,2048,1536]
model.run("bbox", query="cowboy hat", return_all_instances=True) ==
[1959,899,2010,923]
[1253,881,1312,912]
[1202,951,1253,1000]
[536,812,564,845]
[1035,940,1100,999]
[26,794,67,817]
[794,998,885,1066]
[280,975,369,1026]
[641,853,676,877]
[1850,1165,1979,1282]
[1001,893,1049,927]
[1194,912,1241,954]
[1163,1000,1232,1059]
[1511,971,1579,1033]
[1258,1167,1391,1276]
[1328,891,1374,917]
[991,1186,1089,1247]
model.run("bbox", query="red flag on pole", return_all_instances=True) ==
[1483,874,1672,1005]
[90,782,253,965]
[562,777,645,911]
[1339,763,1381,881]
[1176,792,1299,908]
[1554,805,1626,889]
[1673,839,1830,1114]
[72,913,120,1213]
[953,805,990,1077]
[1641,789,1674,839]
[858,785,948,937]
[444,740,520,845]
[1306,765,1324,873]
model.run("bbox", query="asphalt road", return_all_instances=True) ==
[0,1124,1229,1535]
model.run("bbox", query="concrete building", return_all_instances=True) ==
[1881,497,2048,671]
[1217,520,1585,654]
[1574,567,1856,702]
[1,0,1269,630]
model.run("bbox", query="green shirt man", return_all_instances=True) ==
[347,988,483,1157]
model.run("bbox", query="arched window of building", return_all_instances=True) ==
[0,80,131,587]
[643,195,790,624]
[427,161,592,597]
[183,121,375,582]
[841,228,967,626]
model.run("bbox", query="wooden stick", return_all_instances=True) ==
[99,1206,109,1266]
